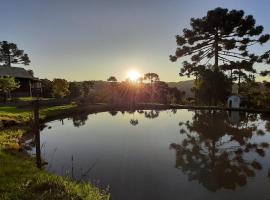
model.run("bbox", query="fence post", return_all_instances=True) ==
[33,100,41,169]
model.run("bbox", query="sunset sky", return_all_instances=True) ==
[1,0,270,82]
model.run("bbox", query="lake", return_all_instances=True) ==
[29,109,270,200]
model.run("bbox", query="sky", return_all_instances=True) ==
[0,0,270,82]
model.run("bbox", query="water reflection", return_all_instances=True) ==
[170,110,270,191]
[72,113,88,127]
[29,109,270,200]
[130,119,139,126]
[108,111,118,116]
[144,110,159,119]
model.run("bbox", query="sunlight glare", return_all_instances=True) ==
[127,70,140,81]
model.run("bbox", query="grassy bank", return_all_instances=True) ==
[0,103,77,124]
[0,127,110,200]
[0,150,109,200]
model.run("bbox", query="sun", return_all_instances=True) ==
[127,70,140,81]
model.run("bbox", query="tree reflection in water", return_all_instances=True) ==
[108,111,118,116]
[144,110,159,119]
[170,110,270,191]
[129,110,139,126]
[72,113,89,127]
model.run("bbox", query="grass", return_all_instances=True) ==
[0,103,77,124]
[0,151,110,200]
[0,127,26,149]
[10,97,55,102]
[0,106,31,122]
[0,127,110,200]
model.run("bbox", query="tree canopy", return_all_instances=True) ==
[170,7,270,81]
[0,41,30,67]
[52,78,69,98]
[144,73,159,83]
[107,76,117,82]
[0,76,19,100]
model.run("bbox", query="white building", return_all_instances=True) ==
[227,95,241,108]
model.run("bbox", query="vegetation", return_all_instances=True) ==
[0,152,109,200]
[52,78,70,98]
[170,7,270,106]
[0,76,20,101]
[0,104,76,124]
[0,41,30,67]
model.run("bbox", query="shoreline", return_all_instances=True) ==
[1,103,270,127]
[1,102,270,199]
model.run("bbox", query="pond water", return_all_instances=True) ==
[30,109,270,200]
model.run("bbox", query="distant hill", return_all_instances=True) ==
[167,80,194,98]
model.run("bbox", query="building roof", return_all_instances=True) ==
[0,66,34,79]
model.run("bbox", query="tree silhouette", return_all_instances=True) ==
[170,110,269,191]
[196,69,231,105]
[0,41,30,67]
[170,8,269,86]
[144,73,159,102]
[259,52,270,76]
[107,76,118,104]
[82,81,94,97]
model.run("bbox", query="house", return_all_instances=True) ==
[0,65,42,97]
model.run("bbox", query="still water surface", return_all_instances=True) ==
[34,109,270,200]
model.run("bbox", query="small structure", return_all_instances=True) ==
[227,95,241,108]
[227,85,242,108]
[0,65,42,97]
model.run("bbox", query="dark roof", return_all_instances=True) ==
[0,66,34,79]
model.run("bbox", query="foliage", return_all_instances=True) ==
[40,79,53,98]
[107,76,117,82]
[0,41,30,66]
[241,81,270,108]
[144,73,159,83]
[69,82,83,98]
[52,78,70,98]
[82,81,94,97]
[196,69,231,105]
[0,76,20,100]
[170,7,269,86]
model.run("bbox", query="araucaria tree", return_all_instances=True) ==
[170,7,270,86]
[0,41,30,67]
[144,73,159,102]
[107,76,118,104]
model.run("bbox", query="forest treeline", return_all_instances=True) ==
[39,74,186,105]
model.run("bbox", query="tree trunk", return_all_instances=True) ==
[214,30,219,71]
[230,69,233,85]
[33,100,42,169]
